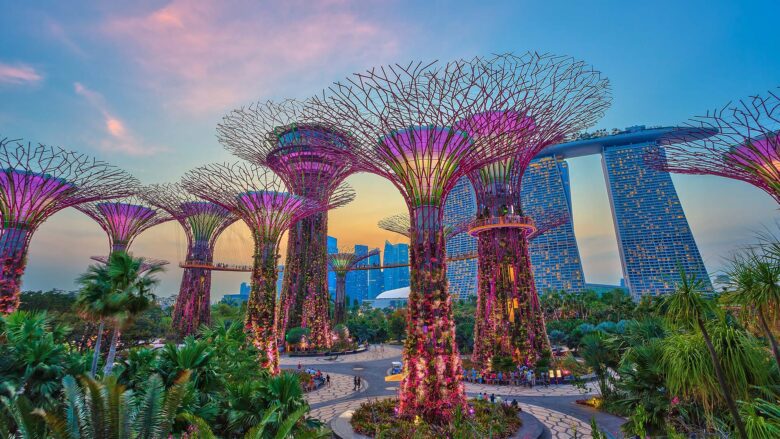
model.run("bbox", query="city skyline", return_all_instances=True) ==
[1,0,778,300]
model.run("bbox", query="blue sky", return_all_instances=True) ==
[1,0,778,299]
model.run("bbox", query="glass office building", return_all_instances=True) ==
[346,244,370,302]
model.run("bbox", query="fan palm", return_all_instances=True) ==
[35,371,191,439]
[725,251,780,369]
[102,251,163,375]
[662,269,748,438]
[75,263,124,377]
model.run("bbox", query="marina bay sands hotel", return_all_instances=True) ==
[444,125,714,300]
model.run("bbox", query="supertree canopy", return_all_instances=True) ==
[462,54,610,371]
[181,162,354,374]
[78,194,173,254]
[378,213,468,242]
[327,247,379,324]
[217,99,356,349]
[650,88,780,203]
[143,183,238,336]
[0,138,137,313]
[304,54,584,422]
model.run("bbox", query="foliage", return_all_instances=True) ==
[284,327,310,345]
[350,398,521,438]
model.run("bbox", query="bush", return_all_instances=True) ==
[350,398,521,438]
[285,327,310,344]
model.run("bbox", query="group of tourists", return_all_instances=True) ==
[475,392,520,409]
[464,366,569,386]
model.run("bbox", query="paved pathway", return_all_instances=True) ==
[304,372,367,404]
[280,344,403,366]
[301,344,623,438]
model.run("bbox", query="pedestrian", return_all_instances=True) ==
[297,362,301,371]
[353,375,358,391]
[511,398,518,409]
[326,374,331,387]
[489,393,495,403]
[357,376,362,390]
[530,370,536,387]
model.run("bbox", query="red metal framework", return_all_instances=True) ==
[0,138,137,313]
[649,88,780,203]
[302,52,608,422]
[143,183,239,336]
[181,162,354,373]
[327,247,380,324]
[217,99,356,349]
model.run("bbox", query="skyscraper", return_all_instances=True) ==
[367,250,383,299]
[602,142,712,298]
[327,235,337,298]
[383,241,410,290]
[521,156,586,293]
[346,244,370,302]
[443,176,478,299]
[240,282,250,296]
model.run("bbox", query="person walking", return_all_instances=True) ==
[326,374,331,387]
[353,375,358,391]
[489,393,495,403]
[357,376,362,390]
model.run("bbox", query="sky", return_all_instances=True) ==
[1,0,778,300]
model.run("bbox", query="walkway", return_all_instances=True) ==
[295,344,624,438]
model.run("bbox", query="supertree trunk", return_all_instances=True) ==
[398,205,466,423]
[246,238,280,374]
[172,241,213,336]
[473,227,549,370]
[334,272,347,325]
[281,212,332,349]
[0,228,30,313]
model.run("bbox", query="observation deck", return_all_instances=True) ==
[467,215,536,237]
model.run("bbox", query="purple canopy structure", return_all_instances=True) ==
[78,194,173,255]
[218,99,356,349]
[649,88,780,203]
[0,138,137,313]
[378,213,468,242]
[327,247,380,324]
[144,183,238,336]
[303,53,605,422]
[181,162,354,374]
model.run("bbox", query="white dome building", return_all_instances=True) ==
[369,286,410,309]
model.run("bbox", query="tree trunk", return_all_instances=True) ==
[697,318,747,439]
[103,323,121,376]
[172,241,213,337]
[0,228,30,314]
[334,273,347,325]
[398,205,466,423]
[245,240,280,374]
[757,306,780,370]
[90,319,105,377]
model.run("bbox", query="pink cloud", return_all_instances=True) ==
[74,82,166,156]
[101,0,401,113]
[0,62,43,85]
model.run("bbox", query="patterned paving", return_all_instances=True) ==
[304,372,367,404]
[311,397,591,438]
[280,344,403,366]
[465,382,594,397]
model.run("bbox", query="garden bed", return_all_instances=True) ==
[350,398,522,438]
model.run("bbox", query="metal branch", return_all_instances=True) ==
[649,87,780,203]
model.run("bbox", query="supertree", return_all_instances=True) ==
[181,162,354,373]
[77,194,173,256]
[217,99,355,349]
[378,213,469,242]
[461,54,610,370]
[649,88,780,203]
[327,247,380,324]
[304,54,571,422]
[143,183,238,336]
[0,138,137,313]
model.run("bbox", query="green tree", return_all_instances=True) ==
[725,251,780,369]
[662,270,748,439]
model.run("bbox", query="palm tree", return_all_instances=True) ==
[75,263,123,377]
[102,251,163,375]
[725,251,780,369]
[34,371,191,439]
[662,269,748,439]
